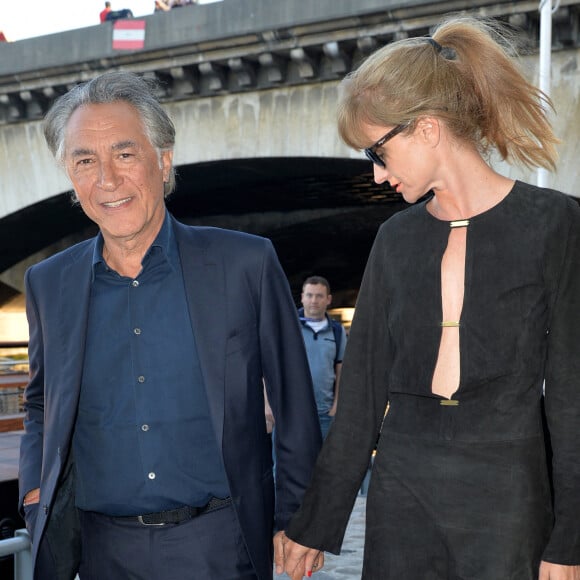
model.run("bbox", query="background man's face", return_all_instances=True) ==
[301,284,332,320]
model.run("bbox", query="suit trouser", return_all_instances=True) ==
[78,502,258,580]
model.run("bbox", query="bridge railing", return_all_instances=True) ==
[0,370,27,432]
[0,529,33,580]
[2,0,578,126]
[0,345,28,432]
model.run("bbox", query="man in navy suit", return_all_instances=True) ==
[18,70,322,580]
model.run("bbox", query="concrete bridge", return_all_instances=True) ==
[1,0,580,309]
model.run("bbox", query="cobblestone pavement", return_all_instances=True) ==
[275,495,366,580]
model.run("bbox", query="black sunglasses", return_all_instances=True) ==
[364,122,411,168]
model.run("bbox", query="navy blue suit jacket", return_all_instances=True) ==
[19,215,322,580]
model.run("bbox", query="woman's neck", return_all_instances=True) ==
[427,158,514,221]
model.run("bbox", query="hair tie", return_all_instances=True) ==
[426,37,457,61]
[426,38,443,52]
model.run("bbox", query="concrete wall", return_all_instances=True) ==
[1,47,579,221]
[495,49,580,194]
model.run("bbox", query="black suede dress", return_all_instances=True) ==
[286,181,580,579]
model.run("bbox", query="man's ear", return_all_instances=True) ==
[161,149,174,182]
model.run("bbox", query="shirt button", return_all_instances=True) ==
[138,375,145,383]
[132,280,139,287]
[134,328,141,335]
[148,472,156,480]
[141,424,149,432]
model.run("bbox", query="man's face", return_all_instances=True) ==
[63,101,172,251]
[301,283,332,319]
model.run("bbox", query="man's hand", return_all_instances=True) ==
[23,488,40,506]
[274,531,324,579]
[539,561,580,580]
[273,531,286,575]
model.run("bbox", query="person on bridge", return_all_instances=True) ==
[154,0,171,12]
[18,70,321,580]
[100,1,134,23]
[99,1,112,22]
[279,15,580,580]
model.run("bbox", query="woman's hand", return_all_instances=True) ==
[539,561,580,580]
[274,531,324,578]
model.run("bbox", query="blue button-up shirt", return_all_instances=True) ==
[73,212,229,516]
[299,315,346,415]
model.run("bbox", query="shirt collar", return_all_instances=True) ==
[298,307,330,325]
[91,210,179,280]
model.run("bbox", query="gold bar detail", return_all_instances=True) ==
[449,219,470,228]
[440,399,459,406]
[441,321,460,327]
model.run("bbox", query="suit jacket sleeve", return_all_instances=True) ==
[286,224,393,553]
[19,266,46,507]
[259,240,322,531]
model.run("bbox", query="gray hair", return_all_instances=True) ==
[43,70,176,196]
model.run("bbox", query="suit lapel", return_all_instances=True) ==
[174,219,227,448]
[56,243,94,437]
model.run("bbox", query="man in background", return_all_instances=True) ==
[299,276,347,439]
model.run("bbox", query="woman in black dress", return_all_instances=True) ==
[278,15,580,580]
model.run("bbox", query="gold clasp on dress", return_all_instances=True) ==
[449,219,470,228]
[440,321,460,327]
[440,399,459,406]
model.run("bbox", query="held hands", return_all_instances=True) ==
[271,542,580,580]
[274,531,324,579]
[539,561,580,580]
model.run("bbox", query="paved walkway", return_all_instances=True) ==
[275,495,365,580]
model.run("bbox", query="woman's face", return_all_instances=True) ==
[361,120,440,204]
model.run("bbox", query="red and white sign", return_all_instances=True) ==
[112,20,146,51]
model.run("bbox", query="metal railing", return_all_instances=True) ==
[0,386,24,416]
[0,360,29,375]
[0,528,33,580]
[0,354,28,420]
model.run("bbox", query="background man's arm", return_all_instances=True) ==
[328,362,342,417]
